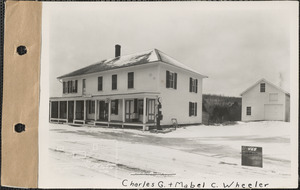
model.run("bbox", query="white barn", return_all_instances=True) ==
[241,78,290,122]
[49,45,207,130]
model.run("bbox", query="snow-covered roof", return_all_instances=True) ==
[57,49,207,79]
[240,78,290,96]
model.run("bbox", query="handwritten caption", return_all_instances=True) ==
[121,179,269,188]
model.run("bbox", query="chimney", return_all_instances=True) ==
[115,44,121,57]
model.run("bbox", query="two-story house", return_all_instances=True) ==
[241,78,290,122]
[49,45,207,130]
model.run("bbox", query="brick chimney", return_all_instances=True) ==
[115,44,121,57]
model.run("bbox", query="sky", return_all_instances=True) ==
[44,2,294,97]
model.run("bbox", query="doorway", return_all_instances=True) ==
[68,101,74,122]
[99,100,108,121]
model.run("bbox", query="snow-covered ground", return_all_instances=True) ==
[42,121,292,188]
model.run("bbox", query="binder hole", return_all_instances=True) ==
[14,123,25,133]
[16,45,27,55]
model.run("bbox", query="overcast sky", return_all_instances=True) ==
[44,2,294,97]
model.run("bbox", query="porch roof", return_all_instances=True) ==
[50,92,160,101]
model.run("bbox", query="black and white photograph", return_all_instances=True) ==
[38,2,298,188]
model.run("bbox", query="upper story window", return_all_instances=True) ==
[166,70,177,89]
[128,72,134,89]
[98,76,103,91]
[269,93,278,101]
[189,102,197,116]
[63,80,77,94]
[189,78,198,93]
[112,74,117,90]
[260,83,265,92]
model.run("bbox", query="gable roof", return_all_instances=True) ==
[240,78,290,96]
[57,49,207,79]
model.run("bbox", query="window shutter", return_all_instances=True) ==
[166,71,170,88]
[115,100,119,115]
[174,73,177,89]
[75,80,78,93]
[63,82,66,94]
[70,81,73,93]
[68,81,71,93]
[189,102,192,116]
[196,79,198,93]
[190,78,193,92]
[134,99,138,113]
[195,102,197,116]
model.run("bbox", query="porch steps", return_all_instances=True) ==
[86,121,95,125]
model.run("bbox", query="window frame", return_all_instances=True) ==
[166,70,177,89]
[64,80,78,94]
[128,72,134,89]
[190,78,198,93]
[246,106,251,116]
[260,83,266,92]
[98,76,103,91]
[189,102,197,117]
[112,74,117,90]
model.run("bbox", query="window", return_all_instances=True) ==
[166,70,177,89]
[246,107,251,115]
[88,100,95,114]
[189,102,197,116]
[63,80,78,94]
[128,72,134,89]
[260,83,265,92]
[189,78,198,93]
[68,81,72,93]
[63,82,67,94]
[72,80,77,93]
[98,76,103,91]
[112,74,117,90]
[269,93,278,101]
[111,100,119,115]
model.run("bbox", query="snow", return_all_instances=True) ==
[42,121,292,188]
[103,49,158,67]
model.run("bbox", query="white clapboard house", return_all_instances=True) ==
[241,78,290,122]
[49,45,207,130]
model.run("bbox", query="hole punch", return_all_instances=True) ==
[14,123,25,133]
[16,45,27,55]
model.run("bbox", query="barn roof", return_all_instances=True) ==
[57,49,207,79]
[240,78,290,96]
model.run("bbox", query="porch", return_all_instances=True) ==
[49,94,158,130]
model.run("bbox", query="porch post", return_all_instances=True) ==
[94,100,97,122]
[74,100,76,122]
[66,101,69,122]
[84,100,87,121]
[58,101,60,119]
[143,97,147,131]
[122,98,125,128]
[108,100,111,122]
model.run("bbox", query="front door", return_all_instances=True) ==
[125,100,134,122]
[99,101,108,121]
[148,99,155,122]
[68,101,74,122]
